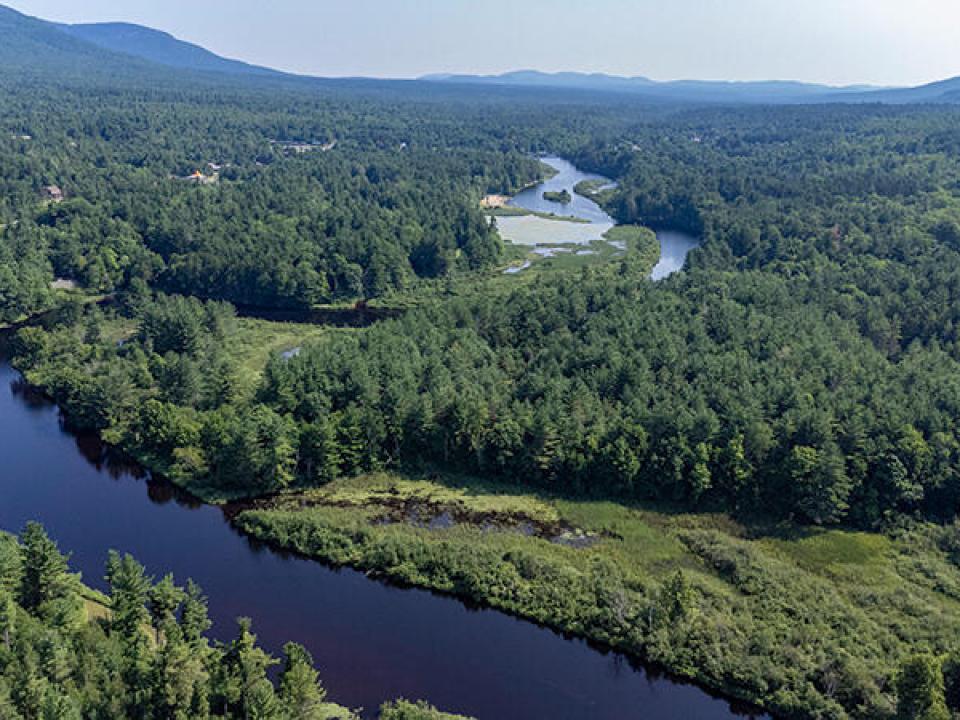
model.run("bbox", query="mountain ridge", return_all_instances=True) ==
[420,69,888,103]
[57,21,284,77]
[0,3,957,104]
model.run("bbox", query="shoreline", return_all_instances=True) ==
[2,355,769,720]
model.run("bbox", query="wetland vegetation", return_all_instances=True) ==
[4,9,960,717]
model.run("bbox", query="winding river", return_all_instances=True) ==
[499,157,701,280]
[0,342,765,719]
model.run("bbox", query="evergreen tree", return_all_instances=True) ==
[216,618,279,718]
[896,654,950,720]
[148,574,185,646]
[0,591,15,650]
[17,524,80,628]
[279,643,328,719]
[180,580,212,647]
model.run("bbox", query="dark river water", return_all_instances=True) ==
[0,347,765,719]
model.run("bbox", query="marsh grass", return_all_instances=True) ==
[235,471,960,719]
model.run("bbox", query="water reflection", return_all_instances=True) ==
[0,353,763,720]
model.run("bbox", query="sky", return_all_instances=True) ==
[5,0,960,86]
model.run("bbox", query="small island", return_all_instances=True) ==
[573,178,606,198]
[543,189,572,204]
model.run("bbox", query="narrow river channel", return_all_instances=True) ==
[0,348,767,719]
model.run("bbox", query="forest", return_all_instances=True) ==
[10,97,960,528]
[0,78,550,319]
[0,524,466,720]
[5,62,960,720]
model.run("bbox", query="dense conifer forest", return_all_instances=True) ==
[0,525,464,719]
[9,92,960,529]
[5,27,960,719]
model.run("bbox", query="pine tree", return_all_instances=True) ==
[279,643,328,719]
[151,624,210,720]
[105,552,153,718]
[896,654,950,720]
[148,574,185,647]
[217,618,278,717]
[180,580,212,647]
[11,647,45,720]
[0,676,23,720]
[17,523,80,628]
[0,590,15,650]
[105,552,152,643]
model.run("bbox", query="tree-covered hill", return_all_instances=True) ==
[57,22,284,77]
[0,5,161,80]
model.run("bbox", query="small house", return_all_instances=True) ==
[183,170,218,185]
[41,185,64,203]
[481,194,510,209]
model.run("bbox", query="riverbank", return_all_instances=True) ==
[0,357,758,719]
[232,472,960,720]
[485,205,592,223]
[499,224,660,276]
[10,294,959,719]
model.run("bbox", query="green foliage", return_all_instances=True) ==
[278,643,328,719]
[379,700,473,720]
[8,52,960,720]
[235,473,960,720]
[0,524,474,719]
[17,524,82,630]
[542,189,571,204]
[0,75,547,321]
[895,655,949,720]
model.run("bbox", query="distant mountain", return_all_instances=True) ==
[1,3,958,106]
[0,4,146,74]
[58,22,284,77]
[423,70,657,93]
[847,76,960,104]
[0,4,287,85]
[422,70,884,104]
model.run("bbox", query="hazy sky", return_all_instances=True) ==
[6,0,960,86]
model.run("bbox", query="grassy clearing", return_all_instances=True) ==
[573,178,607,197]
[222,318,330,394]
[278,473,561,525]
[573,180,617,206]
[234,471,960,720]
[79,584,112,624]
[95,315,333,399]
[764,530,890,571]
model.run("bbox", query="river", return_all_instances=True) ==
[498,157,701,280]
[0,345,765,719]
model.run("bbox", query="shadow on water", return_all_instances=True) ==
[234,302,403,327]
[0,345,766,720]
